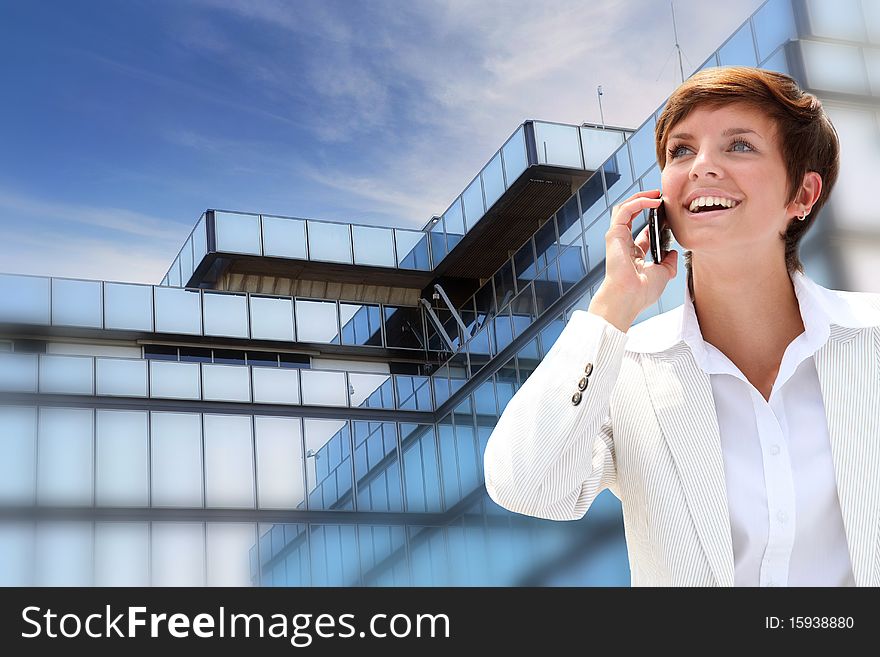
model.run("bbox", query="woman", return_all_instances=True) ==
[482,66,880,587]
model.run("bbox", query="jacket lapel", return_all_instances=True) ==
[641,345,736,587]
[814,326,880,587]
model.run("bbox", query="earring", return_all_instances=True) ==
[798,208,809,221]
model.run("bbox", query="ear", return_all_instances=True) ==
[786,171,822,217]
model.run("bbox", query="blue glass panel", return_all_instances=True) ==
[352,225,396,267]
[0,274,49,324]
[718,22,758,67]
[262,215,308,259]
[103,283,153,331]
[340,303,382,346]
[52,278,102,328]
[443,198,465,251]
[558,244,587,292]
[556,195,581,246]
[603,143,633,205]
[628,115,657,180]
[462,175,485,231]
[501,126,528,184]
[534,121,582,168]
[394,229,430,270]
[534,215,560,269]
[753,0,797,62]
[482,150,505,209]
[578,173,606,227]
[307,221,352,264]
[580,126,625,169]
[215,211,262,255]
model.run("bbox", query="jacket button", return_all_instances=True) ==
[577,376,588,391]
[584,362,593,376]
[571,391,582,405]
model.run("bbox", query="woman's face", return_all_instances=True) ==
[659,102,802,261]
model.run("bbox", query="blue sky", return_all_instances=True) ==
[0,0,763,283]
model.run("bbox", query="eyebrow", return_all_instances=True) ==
[668,127,762,140]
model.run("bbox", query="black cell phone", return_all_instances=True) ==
[648,195,666,264]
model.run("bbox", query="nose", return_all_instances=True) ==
[689,148,722,180]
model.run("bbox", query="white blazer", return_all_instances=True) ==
[483,275,880,586]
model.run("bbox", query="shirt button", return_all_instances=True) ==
[571,391,582,405]
[770,444,780,455]
[776,510,787,524]
[577,376,588,391]
[584,363,593,376]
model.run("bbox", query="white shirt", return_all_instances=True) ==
[680,270,855,587]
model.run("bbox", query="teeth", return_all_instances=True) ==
[688,196,738,213]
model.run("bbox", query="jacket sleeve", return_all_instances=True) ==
[483,309,630,521]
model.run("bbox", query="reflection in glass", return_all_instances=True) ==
[205,414,255,509]
[300,370,347,406]
[603,143,633,206]
[295,299,339,343]
[215,211,262,255]
[38,408,93,506]
[39,354,93,395]
[558,244,587,293]
[353,421,402,512]
[513,239,537,290]
[578,173,606,228]
[103,282,153,331]
[250,296,294,341]
[501,126,528,183]
[584,209,610,271]
[718,21,758,67]
[202,363,251,402]
[493,260,516,312]
[255,416,305,510]
[96,410,149,507]
[340,303,382,346]
[307,220,352,264]
[151,412,203,508]
[262,215,308,259]
[154,287,202,335]
[203,292,249,338]
[556,195,582,246]
[150,360,201,399]
[443,198,465,251]
[534,214,560,270]
[152,522,205,586]
[95,522,150,586]
[628,116,657,180]
[52,278,102,328]
[394,229,430,270]
[580,126,624,169]
[304,418,353,511]
[539,314,566,357]
[462,175,485,230]
[400,422,443,513]
[753,0,798,62]
[482,150,505,209]
[383,305,424,350]
[0,274,50,324]
[349,372,394,409]
[395,375,433,411]
[533,261,561,315]
[0,407,36,504]
[428,220,447,264]
[534,121,583,168]
[252,367,300,405]
[352,225,396,267]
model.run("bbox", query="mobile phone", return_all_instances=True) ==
[648,195,665,264]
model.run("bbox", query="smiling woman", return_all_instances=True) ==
[483,65,880,587]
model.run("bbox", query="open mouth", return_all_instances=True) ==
[684,201,741,217]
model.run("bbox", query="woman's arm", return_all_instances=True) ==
[483,309,629,521]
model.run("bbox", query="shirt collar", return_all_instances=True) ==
[625,269,880,355]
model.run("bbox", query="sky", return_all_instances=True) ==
[0,0,765,284]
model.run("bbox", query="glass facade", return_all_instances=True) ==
[1,0,876,587]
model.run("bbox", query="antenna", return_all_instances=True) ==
[671,1,685,84]
[597,85,605,129]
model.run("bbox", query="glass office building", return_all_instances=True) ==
[0,0,877,586]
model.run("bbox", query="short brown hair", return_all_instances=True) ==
[654,65,840,292]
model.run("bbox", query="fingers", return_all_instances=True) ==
[610,191,662,230]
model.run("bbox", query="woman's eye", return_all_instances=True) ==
[731,139,754,152]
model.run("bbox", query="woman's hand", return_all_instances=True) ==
[588,189,679,332]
